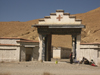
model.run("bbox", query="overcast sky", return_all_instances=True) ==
[0,0,100,22]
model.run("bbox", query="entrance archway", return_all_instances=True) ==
[51,34,72,62]
[32,10,85,62]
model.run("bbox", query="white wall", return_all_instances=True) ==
[53,47,61,59]
[76,34,81,60]
[80,44,100,65]
[0,38,39,62]
[0,46,20,62]
[0,39,20,45]
[39,11,81,25]
[53,47,71,59]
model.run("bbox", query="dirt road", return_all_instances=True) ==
[0,61,100,75]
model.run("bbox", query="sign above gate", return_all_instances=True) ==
[38,10,82,25]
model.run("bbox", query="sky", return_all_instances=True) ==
[0,0,100,22]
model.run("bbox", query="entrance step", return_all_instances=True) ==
[51,58,70,62]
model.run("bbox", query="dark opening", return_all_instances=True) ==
[25,48,33,61]
[26,54,31,61]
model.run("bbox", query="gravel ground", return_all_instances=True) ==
[0,61,100,75]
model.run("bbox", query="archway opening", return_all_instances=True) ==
[51,34,72,62]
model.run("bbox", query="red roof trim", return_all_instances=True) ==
[0,37,25,40]
[0,44,20,46]
[80,43,100,45]
[17,40,39,43]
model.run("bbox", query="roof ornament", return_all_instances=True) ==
[56,15,63,21]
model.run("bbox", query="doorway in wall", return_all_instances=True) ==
[25,48,33,61]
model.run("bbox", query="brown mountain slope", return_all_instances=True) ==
[76,7,100,43]
[0,19,39,40]
[0,7,100,48]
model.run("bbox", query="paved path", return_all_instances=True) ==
[0,61,100,75]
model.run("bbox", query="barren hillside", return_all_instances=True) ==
[0,19,39,40]
[76,7,100,43]
[0,7,100,48]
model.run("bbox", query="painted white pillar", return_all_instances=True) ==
[38,34,43,62]
[76,34,81,61]
[38,34,46,62]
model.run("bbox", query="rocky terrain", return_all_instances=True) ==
[0,7,100,48]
